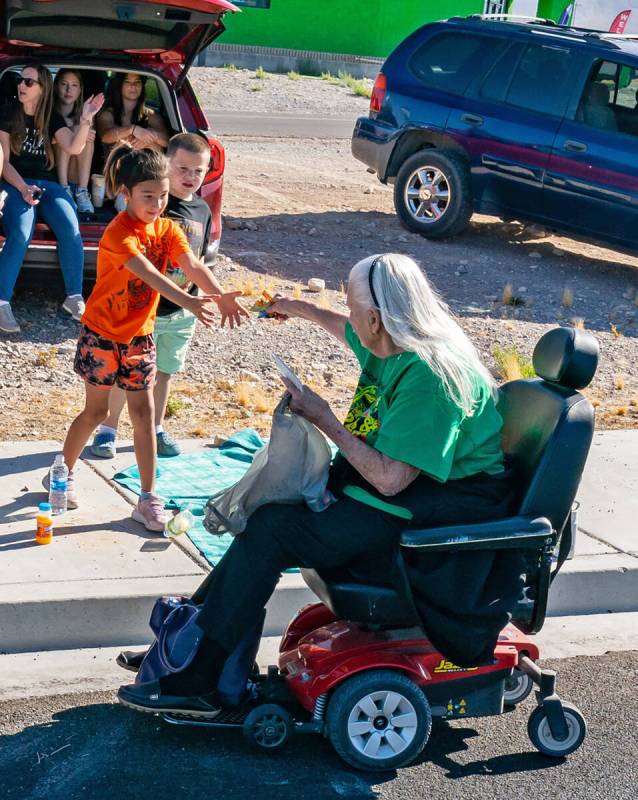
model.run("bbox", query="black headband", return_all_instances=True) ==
[368,256,381,308]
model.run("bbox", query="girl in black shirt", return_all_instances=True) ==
[0,63,103,333]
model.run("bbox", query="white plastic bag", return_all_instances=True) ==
[204,395,333,536]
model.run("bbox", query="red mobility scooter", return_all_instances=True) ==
[159,327,598,771]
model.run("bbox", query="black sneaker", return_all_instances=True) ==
[116,650,146,672]
[118,680,222,719]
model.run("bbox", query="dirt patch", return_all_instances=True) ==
[2,93,638,441]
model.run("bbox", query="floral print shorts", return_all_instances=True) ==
[74,325,156,391]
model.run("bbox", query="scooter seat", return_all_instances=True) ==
[301,567,419,627]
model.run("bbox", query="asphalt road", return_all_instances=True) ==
[1,652,636,800]
[203,110,357,139]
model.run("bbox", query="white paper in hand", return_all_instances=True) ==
[273,353,303,392]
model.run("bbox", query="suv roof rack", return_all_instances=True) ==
[450,15,633,50]
[466,14,557,26]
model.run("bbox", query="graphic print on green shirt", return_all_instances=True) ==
[344,380,381,441]
[340,322,505,518]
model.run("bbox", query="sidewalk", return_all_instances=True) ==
[0,431,636,655]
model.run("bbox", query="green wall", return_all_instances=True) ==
[221,0,485,59]
[536,0,568,22]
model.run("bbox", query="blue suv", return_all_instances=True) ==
[352,16,638,248]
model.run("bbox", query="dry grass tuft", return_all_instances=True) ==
[590,398,601,408]
[610,323,622,337]
[292,285,302,300]
[190,426,210,438]
[571,317,586,329]
[615,374,625,391]
[317,290,331,309]
[493,345,535,381]
[562,287,574,308]
[241,279,255,297]
[34,347,58,368]
[501,283,513,305]
[631,397,638,408]
[253,388,272,413]
[616,406,628,416]
[235,381,252,408]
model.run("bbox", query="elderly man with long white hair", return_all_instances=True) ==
[118,253,517,717]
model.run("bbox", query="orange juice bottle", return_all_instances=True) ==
[36,502,53,545]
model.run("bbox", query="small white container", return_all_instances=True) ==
[307,278,325,293]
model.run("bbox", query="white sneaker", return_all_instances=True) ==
[75,187,94,214]
[0,303,20,333]
[62,295,85,322]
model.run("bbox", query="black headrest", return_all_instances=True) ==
[533,327,598,390]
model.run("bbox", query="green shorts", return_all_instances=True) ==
[154,308,197,375]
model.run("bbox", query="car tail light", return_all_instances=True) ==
[370,72,387,113]
[204,136,225,184]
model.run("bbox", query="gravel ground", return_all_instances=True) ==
[1,74,637,441]
[189,66,373,116]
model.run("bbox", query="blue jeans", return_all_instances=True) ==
[0,179,84,301]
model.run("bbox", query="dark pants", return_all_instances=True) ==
[192,469,515,654]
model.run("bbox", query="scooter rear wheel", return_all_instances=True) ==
[243,703,292,751]
[326,669,432,771]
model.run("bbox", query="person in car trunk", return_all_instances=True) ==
[53,69,97,215]
[0,63,104,334]
[96,72,169,213]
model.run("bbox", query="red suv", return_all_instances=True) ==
[0,0,236,271]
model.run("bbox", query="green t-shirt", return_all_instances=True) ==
[339,323,505,518]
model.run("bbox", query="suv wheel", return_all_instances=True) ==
[394,150,472,238]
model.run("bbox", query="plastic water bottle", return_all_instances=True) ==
[164,509,195,539]
[49,454,68,515]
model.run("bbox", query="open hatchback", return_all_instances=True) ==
[0,0,239,273]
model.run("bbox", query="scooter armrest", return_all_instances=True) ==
[400,515,554,552]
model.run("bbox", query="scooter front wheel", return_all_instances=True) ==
[326,669,432,771]
[528,701,586,757]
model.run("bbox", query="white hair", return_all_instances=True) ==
[349,253,497,416]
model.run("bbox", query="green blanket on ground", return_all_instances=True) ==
[113,429,265,566]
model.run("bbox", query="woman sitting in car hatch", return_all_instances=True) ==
[96,72,169,211]
[0,63,104,334]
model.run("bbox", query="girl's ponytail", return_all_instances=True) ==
[103,144,168,199]
[104,142,134,199]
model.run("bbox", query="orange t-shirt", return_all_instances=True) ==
[82,212,191,344]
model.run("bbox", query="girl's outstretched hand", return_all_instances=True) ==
[187,295,218,328]
[81,93,105,122]
[214,290,249,329]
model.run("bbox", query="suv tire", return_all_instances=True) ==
[394,150,472,238]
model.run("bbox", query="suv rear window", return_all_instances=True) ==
[504,44,573,117]
[409,32,507,95]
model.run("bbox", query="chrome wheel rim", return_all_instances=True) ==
[404,166,451,223]
[347,690,418,760]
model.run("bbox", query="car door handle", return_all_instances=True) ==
[461,113,484,126]
[564,140,587,153]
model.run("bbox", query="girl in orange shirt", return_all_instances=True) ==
[58,144,245,531]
